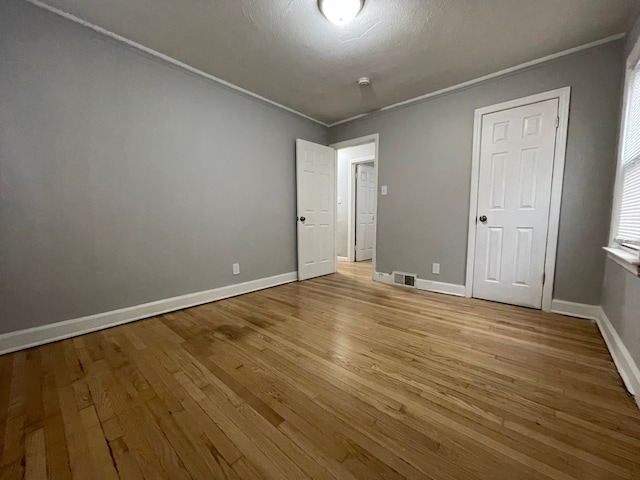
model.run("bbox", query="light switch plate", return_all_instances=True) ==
[381,185,388,196]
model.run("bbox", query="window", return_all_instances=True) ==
[616,67,640,247]
[608,44,640,275]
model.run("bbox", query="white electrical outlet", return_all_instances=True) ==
[233,263,240,275]
[381,185,388,196]
[432,263,440,275]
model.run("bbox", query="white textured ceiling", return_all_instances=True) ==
[38,0,640,124]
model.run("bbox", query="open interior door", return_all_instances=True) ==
[296,139,336,281]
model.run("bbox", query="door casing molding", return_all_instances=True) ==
[331,134,380,277]
[465,87,571,312]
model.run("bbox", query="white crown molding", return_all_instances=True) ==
[24,0,330,127]
[0,271,297,356]
[328,33,626,127]
[23,0,626,130]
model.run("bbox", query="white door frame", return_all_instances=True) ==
[336,155,375,263]
[331,134,379,277]
[465,87,571,312]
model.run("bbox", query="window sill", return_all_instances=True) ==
[603,247,640,276]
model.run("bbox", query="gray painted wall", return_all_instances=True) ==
[601,15,640,373]
[336,143,375,258]
[0,0,326,334]
[330,41,624,304]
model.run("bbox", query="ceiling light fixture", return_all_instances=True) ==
[318,0,364,26]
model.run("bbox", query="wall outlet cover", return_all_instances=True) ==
[432,263,440,275]
[233,263,240,275]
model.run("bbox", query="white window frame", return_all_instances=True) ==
[606,37,640,276]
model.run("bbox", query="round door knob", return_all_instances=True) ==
[479,215,487,223]
[300,216,306,222]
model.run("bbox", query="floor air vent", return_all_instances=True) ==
[393,272,416,288]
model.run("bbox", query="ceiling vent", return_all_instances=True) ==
[393,272,416,288]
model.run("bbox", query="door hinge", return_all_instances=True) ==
[555,116,560,129]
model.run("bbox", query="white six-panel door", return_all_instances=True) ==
[355,163,375,261]
[296,139,336,281]
[472,99,559,309]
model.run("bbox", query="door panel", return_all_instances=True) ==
[296,140,336,281]
[485,227,504,283]
[355,164,375,261]
[489,153,508,209]
[472,99,558,308]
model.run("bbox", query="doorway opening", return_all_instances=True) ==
[334,141,377,266]
[295,134,378,282]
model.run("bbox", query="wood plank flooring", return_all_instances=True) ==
[1,260,640,479]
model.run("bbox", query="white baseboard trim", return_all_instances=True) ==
[416,279,466,297]
[550,300,640,407]
[595,307,640,401]
[549,299,602,320]
[0,271,297,356]
[373,271,393,284]
[373,272,465,297]
[374,287,640,407]
[337,256,349,262]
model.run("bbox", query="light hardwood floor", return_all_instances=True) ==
[1,260,640,479]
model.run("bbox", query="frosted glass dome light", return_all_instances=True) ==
[319,0,364,26]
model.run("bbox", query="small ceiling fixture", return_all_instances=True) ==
[357,77,371,87]
[318,0,364,26]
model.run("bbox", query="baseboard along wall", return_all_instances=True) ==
[3,269,639,410]
[548,300,640,408]
[0,272,297,356]
[375,275,639,408]
[374,271,466,297]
